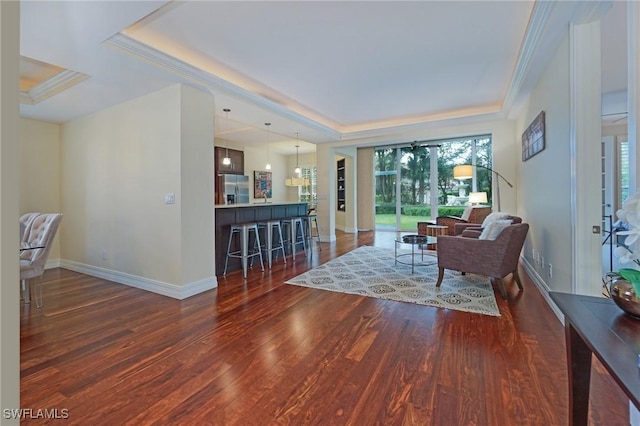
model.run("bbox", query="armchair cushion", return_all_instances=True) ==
[479,219,512,240]
[481,212,514,227]
[454,223,483,235]
[461,229,483,238]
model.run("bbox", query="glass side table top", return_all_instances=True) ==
[396,234,436,245]
[394,234,437,273]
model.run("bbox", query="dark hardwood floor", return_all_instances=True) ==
[21,230,628,425]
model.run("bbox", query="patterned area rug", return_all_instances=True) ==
[285,245,500,316]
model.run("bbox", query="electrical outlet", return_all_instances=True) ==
[540,255,544,268]
[532,248,536,259]
[549,264,553,278]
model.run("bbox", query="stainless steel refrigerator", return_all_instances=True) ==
[219,174,250,204]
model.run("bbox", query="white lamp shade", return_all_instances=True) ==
[453,165,473,179]
[285,177,310,186]
[469,191,488,204]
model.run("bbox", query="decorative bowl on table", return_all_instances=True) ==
[402,234,428,244]
[610,278,640,319]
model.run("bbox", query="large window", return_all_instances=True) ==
[619,137,629,206]
[374,136,492,231]
[299,166,317,202]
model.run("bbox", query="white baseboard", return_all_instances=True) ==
[45,258,62,270]
[335,224,357,233]
[520,257,564,325]
[319,234,337,243]
[58,259,218,300]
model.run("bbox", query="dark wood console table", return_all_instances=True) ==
[550,292,640,425]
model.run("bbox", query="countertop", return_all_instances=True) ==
[214,201,307,209]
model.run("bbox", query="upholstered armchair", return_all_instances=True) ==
[435,223,529,299]
[21,213,63,307]
[454,214,522,237]
[434,206,491,235]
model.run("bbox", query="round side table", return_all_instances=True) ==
[426,224,448,249]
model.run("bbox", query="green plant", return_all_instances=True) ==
[401,206,430,216]
[437,206,466,217]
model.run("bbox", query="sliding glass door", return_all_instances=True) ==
[374,148,398,230]
[374,136,492,231]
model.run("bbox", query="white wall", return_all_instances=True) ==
[60,84,216,296]
[516,32,573,293]
[20,118,61,262]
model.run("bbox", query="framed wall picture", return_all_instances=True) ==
[254,170,272,199]
[522,111,545,161]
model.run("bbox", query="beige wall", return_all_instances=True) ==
[357,147,375,231]
[179,85,215,283]
[516,32,572,293]
[20,118,61,262]
[1,0,21,415]
[60,84,215,293]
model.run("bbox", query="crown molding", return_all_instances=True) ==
[341,109,507,144]
[502,0,555,117]
[105,33,342,141]
[20,69,90,105]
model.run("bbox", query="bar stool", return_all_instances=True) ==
[282,217,307,260]
[258,220,286,269]
[223,222,264,278]
[303,211,321,253]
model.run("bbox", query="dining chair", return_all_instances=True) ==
[20,212,41,242]
[20,213,63,308]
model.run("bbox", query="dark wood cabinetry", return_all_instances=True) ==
[337,158,346,212]
[215,146,244,175]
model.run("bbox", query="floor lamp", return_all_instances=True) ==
[453,164,513,211]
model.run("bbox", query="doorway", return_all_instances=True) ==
[602,133,629,273]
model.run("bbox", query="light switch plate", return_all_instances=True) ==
[165,193,175,204]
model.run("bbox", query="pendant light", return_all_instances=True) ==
[222,108,231,165]
[264,122,271,170]
[294,133,302,175]
[285,133,310,186]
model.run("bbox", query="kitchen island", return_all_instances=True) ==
[215,202,308,275]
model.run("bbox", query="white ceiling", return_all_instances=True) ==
[20,1,625,153]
